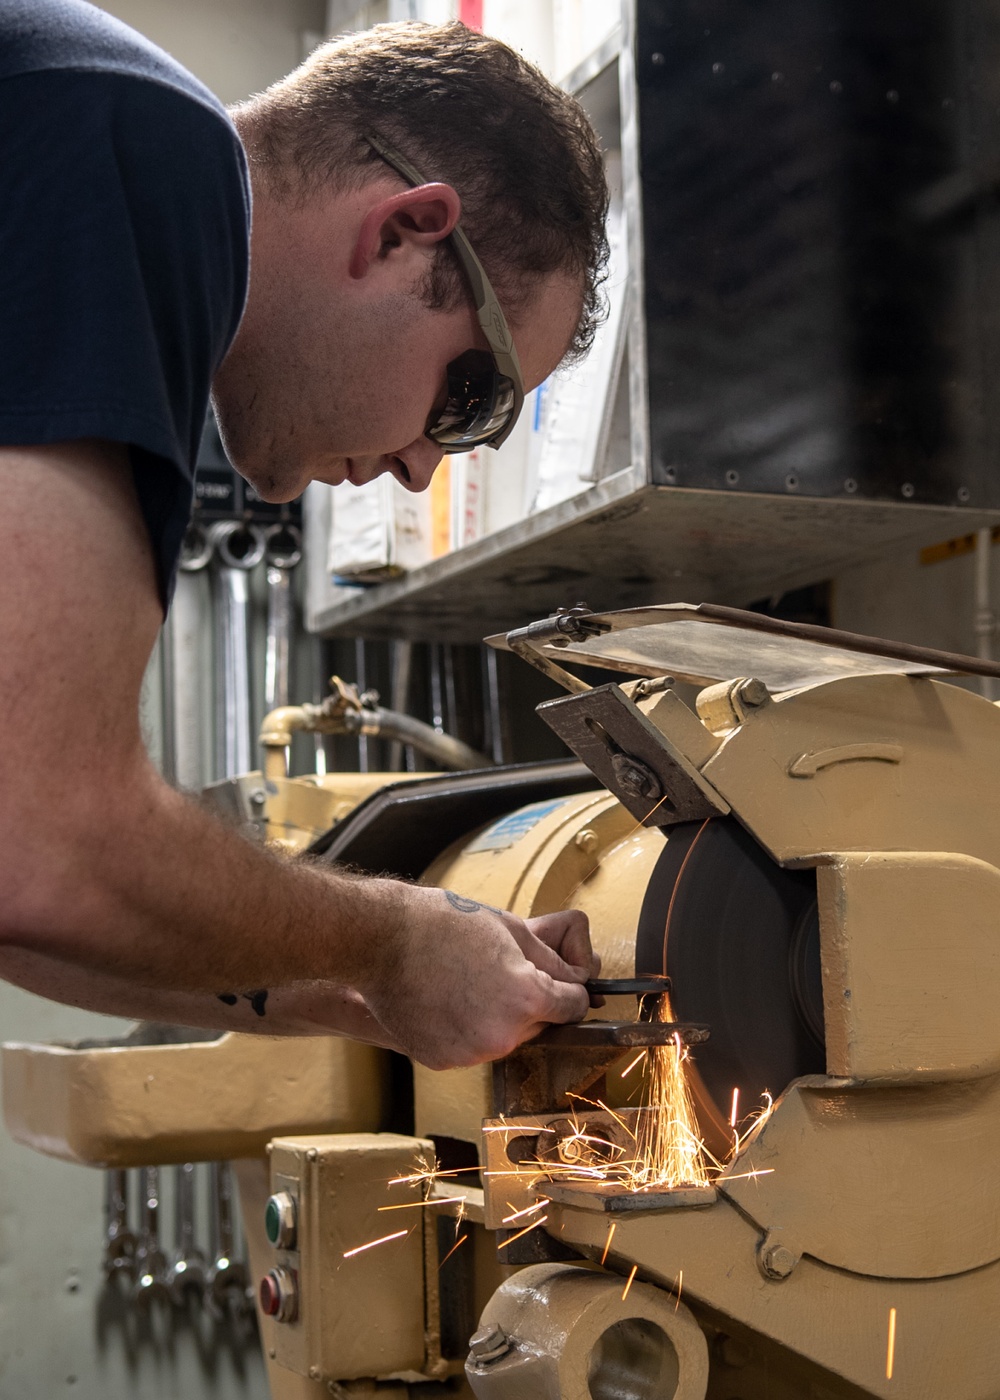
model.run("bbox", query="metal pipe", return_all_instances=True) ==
[387,639,414,772]
[355,638,370,772]
[259,696,493,778]
[975,527,996,701]
[350,706,491,771]
[484,645,506,765]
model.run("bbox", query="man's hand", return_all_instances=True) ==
[357,886,600,1070]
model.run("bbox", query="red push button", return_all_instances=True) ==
[259,1271,281,1316]
[259,1266,298,1323]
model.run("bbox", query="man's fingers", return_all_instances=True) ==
[525,909,600,979]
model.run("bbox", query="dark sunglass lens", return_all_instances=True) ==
[427,353,515,450]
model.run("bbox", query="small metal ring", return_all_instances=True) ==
[179,523,215,573]
[264,522,303,570]
[208,521,266,571]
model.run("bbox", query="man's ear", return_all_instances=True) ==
[349,183,461,280]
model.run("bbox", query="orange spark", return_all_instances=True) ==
[629,1012,710,1190]
[498,1216,548,1250]
[388,1165,480,1186]
[620,1051,646,1079]
[730,1088,740,1129]
[886,1307,897,1380]
[501,1200,546,1225]
[343,1228,410,1258]
[439,1235,468,1269]
[378,1196,466,1212]
[621,1264,638,1301]
[600,1221,617,1266]
[675,1268,683,1310]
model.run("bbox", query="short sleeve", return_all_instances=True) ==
[0,68,250,605]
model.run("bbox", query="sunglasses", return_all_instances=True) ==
[364,131,525,453]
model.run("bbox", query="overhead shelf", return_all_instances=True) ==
[306,469,999,643]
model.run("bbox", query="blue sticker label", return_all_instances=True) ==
[466,798,571,854]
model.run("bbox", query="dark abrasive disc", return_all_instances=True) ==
[635,817,824,1125]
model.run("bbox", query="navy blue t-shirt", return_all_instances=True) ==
[0,0,250,605]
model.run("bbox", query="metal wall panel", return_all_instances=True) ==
[637,0,1000,508]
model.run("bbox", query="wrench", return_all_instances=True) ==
[166,1162,206,1305]
[207,1160,250,1319]
[133,1165,171,1307]
[161,522,215,792]
[102,1168,137,1282]
[263,523,302,713]
[208,521,266,781]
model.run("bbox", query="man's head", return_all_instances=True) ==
[214,20,609,500]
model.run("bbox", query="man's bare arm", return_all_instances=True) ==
[0,442,597,1067]
[0,944,403,1046]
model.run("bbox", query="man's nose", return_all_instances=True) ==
[391,436,446,493]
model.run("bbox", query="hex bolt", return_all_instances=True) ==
[469,1323,512,1363]
[575,828,599,853]
[735,677,770,710]
[610,753,662,802]
[758,1240,797,1281]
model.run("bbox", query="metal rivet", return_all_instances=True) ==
[901,482,915,498]
[844,477,858,494]
[651,51,665,65]
[307,1148,318,1162]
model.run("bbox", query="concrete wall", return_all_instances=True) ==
[99,0,327,104]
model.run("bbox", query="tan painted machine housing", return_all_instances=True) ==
[454,609,1000,1400]
[9,605,1000,1400]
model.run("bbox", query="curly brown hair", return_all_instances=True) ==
[231,21,610,362]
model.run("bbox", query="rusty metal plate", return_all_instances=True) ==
[537,684,729,826]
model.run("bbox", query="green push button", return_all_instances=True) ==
[264,1191,297,1249]
[264,1197,281,1245]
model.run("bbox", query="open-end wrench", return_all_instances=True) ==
[133,1165,171,1307]
[208,521,266,781]
[166,1162,206,1305]
[263,523,302,713]
[102,1168,137,1282]
[207,1160,250,1319]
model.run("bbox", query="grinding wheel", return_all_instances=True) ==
[635,817,824,1152]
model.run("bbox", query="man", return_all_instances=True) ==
[0,2,609,1069]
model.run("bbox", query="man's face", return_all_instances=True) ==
[211,177,584,501]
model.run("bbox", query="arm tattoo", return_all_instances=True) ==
[443,889,504,916]
[216,989,269,1017]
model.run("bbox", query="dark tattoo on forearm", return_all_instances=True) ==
[443,890,504,916]
[216,989,269,1017]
